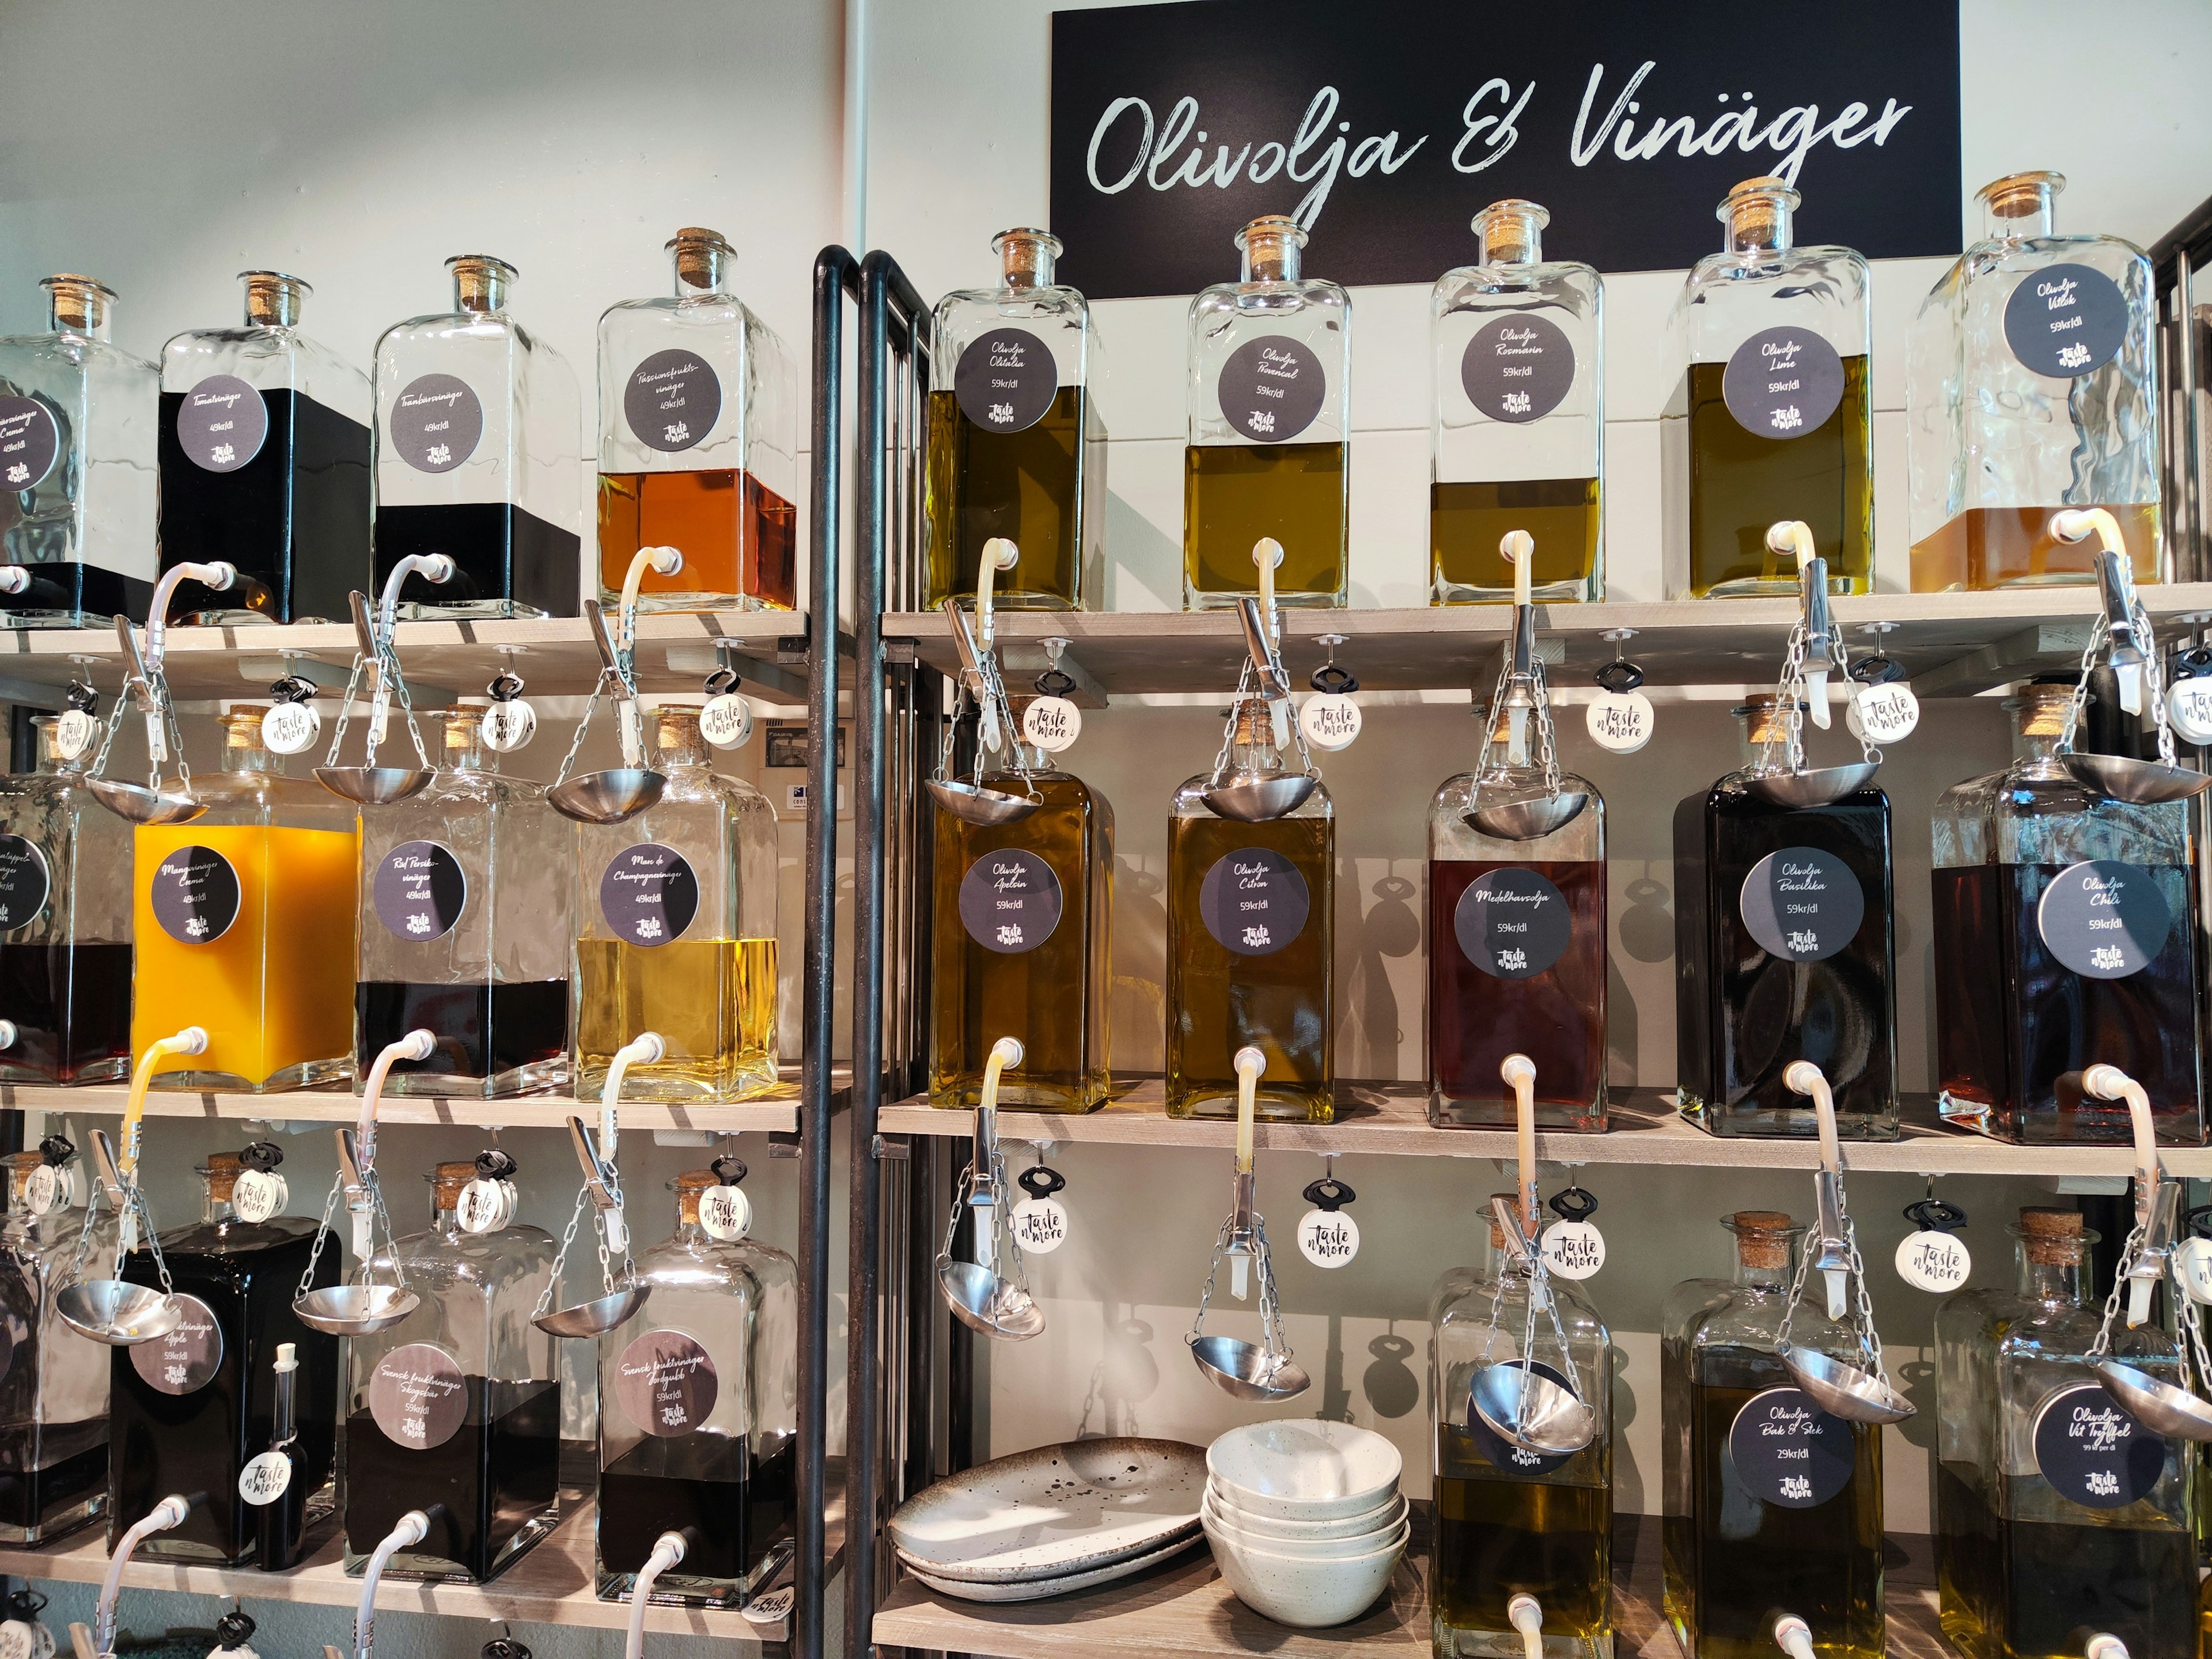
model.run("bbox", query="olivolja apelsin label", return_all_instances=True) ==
[959,849,1064,954]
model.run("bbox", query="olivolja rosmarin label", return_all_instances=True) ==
[369,1342,469,1450]
[959,850,1064,954]
[615,1330,719,1437]
[175,375,269,472]
[1460,313,1575,423]
[2033,1382,2166,1509]
[129,1294,223,1395]
[0,396,60,492]
[954,328,1060,434]
[1198,848,1311,956]
[599,843,701,947]
[1726,1385,1855,1508]
[0,835,50,932]
[2003,263,2130,380]
[624,348,722,453]
[1738,847,1864,964]
[2036,859,2171,979]
[389,374,484,474]
[374,839,468,942]
[1217,334,1327,443]
[1453,868,1571,979]
[1722,327,1846,440]
[150,845,243,945]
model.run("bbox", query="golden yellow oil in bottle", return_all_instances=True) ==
[1431,478,1601,603]
[1433,1423,1612,1656]
[924,387,1104,609]
[1908,502,2160,591]
[1182,442,1347,607]
[575,936,779,1101]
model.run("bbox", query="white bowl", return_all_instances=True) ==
[1206,1421,1403,1520]
[1202,1503,1409,1562]
[1203,1485,1407,1541]
[1205,1520,1406,1628]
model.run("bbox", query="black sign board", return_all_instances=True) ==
[1048,0,1962,298]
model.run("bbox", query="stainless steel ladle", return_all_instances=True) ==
[315,556,454,806]
[937,1037,1046,1340]
[1188,1047,1310,1400]
[1200,543,1321,823]
[1741,524,1883,810]
[547,579,668,825]
[1464,532,1589,842]
[925,571,1043,825]
[85,562,240,825]
[294,1029,433,1336]
[534,1032,662,1338]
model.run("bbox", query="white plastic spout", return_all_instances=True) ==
[1507,1593,1544,1659]
[2084,1635,2129,1659]
[624,1531,688,1659]
[1230,1046,1267,1300]
[0,567,28,596]
[599,1032,667,1249]
[87,1493,192,1657]
[123,1026,208,1179]
[1766,521,1829,726]
[1782,1060,1850,1318]
[1772,1615,1816,1659]
[2084,1063,2164,1325]
[976,537,1020,650]
[352,1509,431,1659]
[357,1028,437,1172]
[0,1019,17,1050]
[1250,540,1288,744]
[615,547,683,656]
[1500,1053,1538,1237]
[145,562,236,672]
[1499,530,1535,609]
[376,552,456,631]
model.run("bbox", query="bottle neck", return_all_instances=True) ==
[2015,1240,2089,1305]
[43,279,112,342]
[202,1186,235,1225]
[271,1365,297,1441]
[653,711,709,768]
[670,234,735,300]
[2010,691,2073,769]
[1226,700,1285,774]
[1980,175,2061,244]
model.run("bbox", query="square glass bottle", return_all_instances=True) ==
[373,256,582,619]
[1664,180,1873,597]
[1908,172,2161,591]
[158,271,372,624]
[925,229,1107,611]
[0,275,157,624]
[1431,202,1604,603]
[1184,217,1350,609]
[597,228,800,614]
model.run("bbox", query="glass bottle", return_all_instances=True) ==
[251,1340,312,1571]
[157,271,372,624]
[0,274,158,624]
[1431,202,1604,604]
[574,700,779,1101]
[1430,1197,1612,1659]
[0,714,133,1085]
[596,228,800,615]
[596,1166,798,1605]
[0,1141,113,1543]
[925,229,1107,611]
[1429,703,1605,1130]
[1908,173,2160,592]
[131,704,360,1092]
[1931,680,2203,1143]
[344,1157,560,1583]
[1672,696,1898,1139]
[1935,1207,2195,1659]
[357,708,574,1097]
[1165,696,1334,1120]
[1661,1213,1884,1659]
[111,1147,340,1566]
[372,256,582,619]
[1184,216,1350,609]
[1664,180,1873,597]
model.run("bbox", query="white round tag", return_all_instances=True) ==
[741,1586,796,1626]
[1586,691,1654,754]
[237,1449,293,1508]
[1296,1207,1359,1269]
[54,710,96,762]
[2169,680,2212,746]
[1540,1219,1605,1280]
[0,1621,50,1659]
[1022,696,1082,753]
[700,692,755,749]
[24,1165,58,1217]
[698,1184,751,1243]
[457,1177,516,1235]
[1895,1229,1972,1293]
[1299,694,1361,752]
[480,700,537,753]
[1847,681,1920,745]
[2175,1236,2212,1304]
[230,1169,287,1224]
[260,701,321,756]
[1010,1195,1069,1253]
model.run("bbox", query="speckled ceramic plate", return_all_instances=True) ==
[902,1529,1205,1603]
[888,1437,1207,1582]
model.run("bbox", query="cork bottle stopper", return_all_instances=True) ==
[676,1169,717,1226]
[993,228,1062,291]
[669,228,734,294]
[1732,1210,1794,1270]
[2020,1205,2085,1265]
[1719,177,1798,251]
[1486,1193,1520,1252]
[2011,680,2075,739]
[448,255,517,314]
[434,1161,478,1207]
[1229,696,1275,749]
[1236,215,1306,283]
[1736,694,1805,748]
[1472,199,1549,267]
[240,271,309,329]
[3,1152,44,1177]
[1978,171,2065,220]
[205,1153,243,1204]
[41,274,115,336]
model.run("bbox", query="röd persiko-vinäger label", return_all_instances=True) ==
[955,328,1060,434]
[0,834,51,931]
[615,1330,719,1437]
[1199,848,1310,956]
[1738,847,1863,963]
[1468,1360,1578,1476]
[369,1342,469,1450]
[130,1294,223,1395]
[2037,859,2169,979]
[374,839,468,942]
[625,348,722,453]
[1217,335,1325,444]
[600,843,700,948]
[0,397,59,492]
[390,374,484,474]
[176,375,268,472]
[1460,313,1575,423]
[2033,1382,2165,1508]
[1722,327,1845,440]
[2004,263,2128,380]
[1453,868,1571,979]
[1727,1386,1854,1508]
[151,844,243,945]
[959,850,1063,955]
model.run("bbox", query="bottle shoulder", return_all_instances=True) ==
[1,332,157,380]
[1433,263,1601,316]
[1190,278,1351,322]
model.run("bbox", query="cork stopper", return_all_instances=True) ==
[1728,1210,1795,1270]
[204,1153,243,1204]
[994,228,1062,291]
[41,274,115,339]
[676,1169,718,1225]
[2010,680,2075,739]
[1486,1193,1520,1252]
[434,1161,478,1207]
[2019,1205,2085,1266]
[1236,215,1305,283]
[650,701,707,762]
[5,1152,44,1181]
[1719,177,1798,255]
[668,228,735,296]
[448,255,517,314]
[1978,171,2063,239]
[1736,694,1803,748]
[1472,200,1549,267]
[240,271,309,329]
[1228,695,1275,749]
[441,708,485,761]
[222,704,272,750]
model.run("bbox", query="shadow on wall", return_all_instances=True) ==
[1111,856,1168,1074]
[1343,868,1421,1080]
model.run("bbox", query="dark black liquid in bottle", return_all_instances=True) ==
[0,1425,105,1537]
[344,1379,561,1581]
[356,980,570,1087]
[373,503,582,618]
[599,1435,796,1590]
[0,941,131,1084]
[2,563,153,624]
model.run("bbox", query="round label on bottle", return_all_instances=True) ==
[1300,694,1361,752]
[259,700,320,756]
[0,835,51,933]
[624,347,722,453]
[2033,1382,2165,1509]
[700,693,753,749]
[150,844,242,945]
[130,1293,223,1395]
[1467,1361,1579,1476]
[0,397,59,493]
[615,1330,719,1437]
[1011,1196,1070,1253]
[0,1617,35,1659]
[698,1184,750,1243]
[237,1448,293,1508]
[1586,690,1654,754]
[53,710,97,762]
[599,843,700,947]
[230,1169,287,1224]
[374,839,468,943]
[958,850,1063,955]
[1198,848,1310,956]
[1453,868,1571,980]
[953,328,1059,434]
[2004,263,2130,379]
[1722,327,1845,440]
[369,1342,468,1450]
[1460,313,1576,423]
[1894,1228,1970,1292]
[1726,1385,1855,1508]
[389,374,483,474]
[1296,1207,1358,1268]
[2037,859,2170,979]
[175,376,268,473]
[1217,334,1326,444]
[1541,1219,1606,1280]
[1738,847,1863,963]
[481,699,536,753]
[1022,696,1081,753]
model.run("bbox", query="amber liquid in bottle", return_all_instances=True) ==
[1431,479,1600,604]
[574,937,779,1101]
[597,471,799,611]
[1908,503,2160,593]
[1182,442,1347,606]
[1433,1423,1610,1654]
[924,388,1102,609]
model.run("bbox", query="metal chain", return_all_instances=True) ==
[531,1187,596,1321]
[1472,650,1563,798]
[294,1174,347,1299]
[2085,1213,2152,1362]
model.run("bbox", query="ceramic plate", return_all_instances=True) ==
[889,1437,1207,1581]
[902,1530,1204,1603]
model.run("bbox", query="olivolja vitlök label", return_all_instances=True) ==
[2003,263,2129,379]
[1460,313,1574,423]
[955,328,1060,434]
[625,349,722,453]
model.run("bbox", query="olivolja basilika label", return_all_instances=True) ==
[954,328,1060,434]
[959,849,1065,955]
[1460,314,1575,423]
[1738,847,1863,963]
[0,397,60,492]
[2003,263,2128,380]
[625,348,722,453]
[1727,1385,1855,1508]
[1217,335,1326,443]
[2036,859,2170,979]
[1722,327,1846,440]
[1198,847,1311,956]
[176,376,269,473]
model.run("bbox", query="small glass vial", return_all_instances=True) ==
[357,708,574,1097]
[373,255,582,619]
[158,271,372,624]
[596,1165,798,1606]
[1431,202,1604,604]
[0,275,158,624]
[597,228,800,614]
[1664,180,1873,597]
[574,700,779,1101]
[1908,172,2161,591]
[925,229,1107,611]
[1184,217,1350,609]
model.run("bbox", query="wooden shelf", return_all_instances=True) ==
[879,1081,2212,1177]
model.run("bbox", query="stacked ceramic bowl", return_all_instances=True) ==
[1202,1421,1409,1628]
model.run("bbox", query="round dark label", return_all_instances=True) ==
[1722,327,1845,440]
[1726,1385,1855,1508]
[2005,263,2130,380]
[0,835,51,933]
[150,844,242,945]
[953,328,1059,434]
[1198,848,1310,956]
[1467,1361,1578,1476]
[175,375,268,473]
[1460,314,1575,423]
[389,373,484,474]
[958,849,1064,955]
[1453,868,1571,979]
[2032,1382,2166,1509]
[2037,859,2171,979]
[624,347,722,453]
[128,1293,223,1395]
[368,1342,468,1450]
[599,842,700,947]
[1739,847,1863,963]
[0,397,59,493]
[1217,334,1327,444]
[373,839,468,942]
[615,1329,720,1437]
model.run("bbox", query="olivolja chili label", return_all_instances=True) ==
[2036,860,2170,979]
